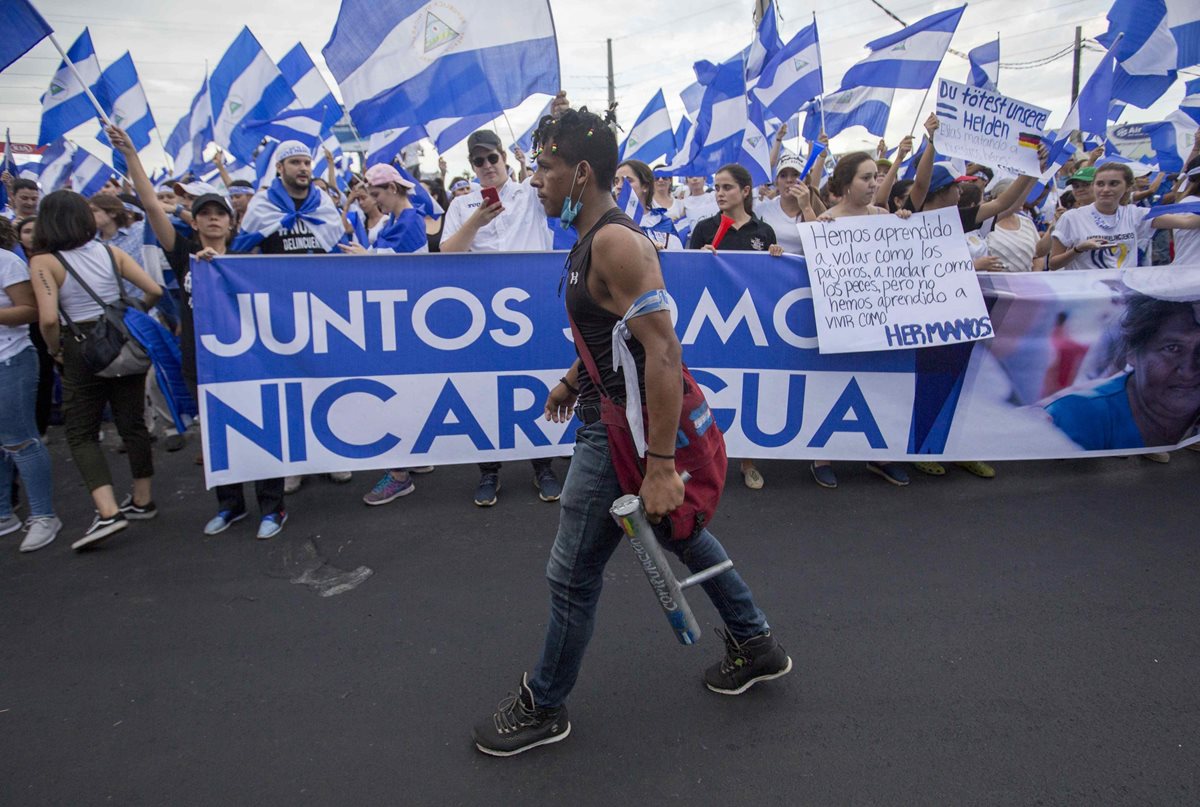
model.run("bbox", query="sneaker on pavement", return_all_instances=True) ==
[534,467,562,502]
[327,470,353,483]
[408,466,435,474]
[1143,452,1170,464]
[72,512,129,550]
[867,462,910,486]
[363,471,415,506]
[118,493,158,520]
[257,511,288,540]
[742,465,764,490]
[810,463,838,489]
[475,473,501,507]
[283,475,303,495]
[704,629,793,695]
[0,514,21,537]
[164,432,186,452]
[204,509,248,536]
[473,673,571,757]
[20,516,62,552]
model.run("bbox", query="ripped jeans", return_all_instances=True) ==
[0,347,55,519]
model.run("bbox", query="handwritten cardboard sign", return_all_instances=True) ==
[934,79,1049,178]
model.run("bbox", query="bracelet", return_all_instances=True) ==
[645,450,675,461]
[558,376,579,396]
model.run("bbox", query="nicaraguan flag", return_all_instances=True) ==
[745,1,783,84]
[1141,111,1196,173]
[366,126,426,167]
[660,55,747,178]
[1056,37,1119,141]
[1025,138,1077,204]
[753,20,823,125]
[738,97,772,186]
[240,105,341,153]
[1,0,53,73]
[35,139,74,191]
[615,177,645,226]
[232,178,345,253]
[510,97,554,158]
[803,86,894,140]
[966,39,999,91]
[1098,0,1178,109]
[1169,0,1200,69]
[38,28,102,146]
[69,148,113,197]
[838,6,965,91]
[620,90,676,165]
[94,52,156,174]
[312,134,345,185]
[165,73,212,178]
[425,114,494,154]
[209,27,296,164]
[278,42,340,113]
[322,0,560,135]
[1180,78,1200,126]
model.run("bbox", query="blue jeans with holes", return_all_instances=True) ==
[0,346,55,519]
[528,420,768,708]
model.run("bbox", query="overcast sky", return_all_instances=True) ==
[0,0,1193,179]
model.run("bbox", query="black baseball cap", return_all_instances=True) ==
[191,193,234,217]
[466,129,503,153]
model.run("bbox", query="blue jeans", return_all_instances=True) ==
[0,346,55,519]
[529,421,768,708]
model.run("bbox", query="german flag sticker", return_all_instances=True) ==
[1018,132,1041,150]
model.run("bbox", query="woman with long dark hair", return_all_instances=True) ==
[616,158,684,250]
[28,187,162,549]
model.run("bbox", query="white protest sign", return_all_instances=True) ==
[798,210,993,354]
[933,79,1049,178]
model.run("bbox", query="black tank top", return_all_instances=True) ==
[564,207,649,405]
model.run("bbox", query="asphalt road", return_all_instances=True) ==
[2,435,1198,806]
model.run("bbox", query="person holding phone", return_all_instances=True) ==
[440,91,571,508]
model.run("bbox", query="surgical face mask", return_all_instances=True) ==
[560,166,587,229]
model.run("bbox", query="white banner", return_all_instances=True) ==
[933,79,1049,177]
[797,210,993,354]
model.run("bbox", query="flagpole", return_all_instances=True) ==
[46,33,112,128]
[909,84,934,137]
[812,12,827,137]
[500,111,519,147]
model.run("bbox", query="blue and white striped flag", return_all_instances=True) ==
[839,6,965,91]
[660,55,747,178]
[1025,138,1077,205]
[745,0,783,84]
[366,126,426,167]
[36,139,74,191]
[209,27,296,163]
[739,96,772,185]
[1098,0,1178,109]
[753,20,823,124]
[164,74,212,178]
[1056,37,1119,141]
[95,52,156,174]
[69,148,113,197]
[615,177,645,226]
[966,39,999,91]
[425,114,495,154]
[620,90,676,165]
[1,0,53,73]
[241,105,341,153]
[802,86,894,140]
[1180,78,1200,126]
[322,0,560,135]
[38,28,102,146]
[278,42,340,113]
[510,97,554,158]
[1170,0,1200,69]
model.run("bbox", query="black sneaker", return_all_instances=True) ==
[118,494,158,520]
[473,674,571,757]
[71,512,129,551]
[534,466,562,502]
[473,473,501,507]
[704,629,793,695]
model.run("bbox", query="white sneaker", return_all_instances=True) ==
[21,516,62,552]
[0,514,21,537]
[284,475,303,494]
[327,470,352,483]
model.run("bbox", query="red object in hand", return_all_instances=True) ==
[710,215,735,251]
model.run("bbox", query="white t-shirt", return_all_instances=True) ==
[1052,203,1153,271]
[986,214,1038,272]
[0,250,33,362]
[640,209,684,251]
[1171,195,1200,267]
[755,197,805,254]
[670,192,718,234]
[441,176,552,252]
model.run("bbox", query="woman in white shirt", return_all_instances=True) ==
[979,179,1050,272]
[754,153,817,255]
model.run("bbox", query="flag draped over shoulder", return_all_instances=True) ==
[232,178,345,253]
[322,0,560,135]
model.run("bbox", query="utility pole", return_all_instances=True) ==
[1071,26,1082,104]
[606,38,616,123]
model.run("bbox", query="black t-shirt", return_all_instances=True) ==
[164,235,202,389]
[687,213,778,251]
[258,196,324,254]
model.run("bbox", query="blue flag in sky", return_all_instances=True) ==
[69,148,113,197]
[1180,78,1200,126]
[164,73,212,179]
[278,42,340,113]
[1057,37,1119,140]
[661,55,747,178]
[323,0,560,135]
[753,20,823,124]
[803,86,894,140]
[209,27,296,163]
[745,1,783,84]
[510,97,554,157]
[839,6,965,91]
[966,39,999,91]
[620,90,676,165]
[366,126,426,167]
[1098,0,1178,109]
[1,0,53,73]
[240,105,341,153]
[38,28,103,146]
[94,52,156,174]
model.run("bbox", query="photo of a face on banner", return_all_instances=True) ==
[1041,295,1200,451]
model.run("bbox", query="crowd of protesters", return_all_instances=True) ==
[2,98,1199,553]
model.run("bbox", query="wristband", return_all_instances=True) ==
[645,450,675,461]
[559,377,579,396]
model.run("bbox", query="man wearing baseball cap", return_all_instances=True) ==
[440,92,570,508]
[232,140,345,256]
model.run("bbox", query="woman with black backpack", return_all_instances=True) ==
[28,190,162,550]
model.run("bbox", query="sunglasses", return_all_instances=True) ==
[471,153,501,168]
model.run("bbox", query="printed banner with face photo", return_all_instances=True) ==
[190,253,1200,486]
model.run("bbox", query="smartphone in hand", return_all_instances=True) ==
[481,186,500,207]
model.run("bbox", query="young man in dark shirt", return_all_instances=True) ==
[472,110,791,758]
